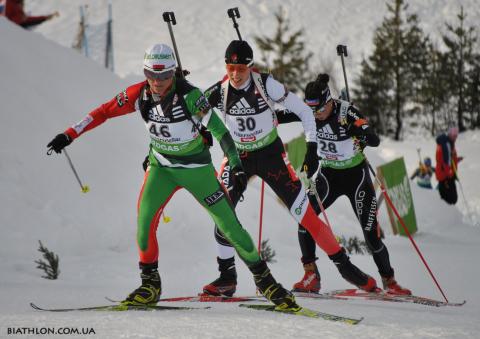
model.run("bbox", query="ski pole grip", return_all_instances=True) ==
[162,11,176,25]
[227,7,242,40]
[227,7,240,19]
[336,45,348,57]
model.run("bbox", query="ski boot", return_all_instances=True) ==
[292,261,321,293]
[122,262,161,306]
[249,260,301,312]
[329,248,378,292]
[202,257,237,297]
[382,275,412,295]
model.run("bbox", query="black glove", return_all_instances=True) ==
[302,142,319,178]
[47,133,72,154]
[200,126,213,147]
[142,155,150,172]
[231,165,248,195]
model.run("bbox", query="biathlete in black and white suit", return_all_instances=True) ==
[277,74,412,295]
[201,41,378,297]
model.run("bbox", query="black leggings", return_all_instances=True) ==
[438,178,458,205]
[215,138,303,245]
[298,162,394,278]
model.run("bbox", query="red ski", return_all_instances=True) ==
[293,289,466,307]
[106,295,261,303]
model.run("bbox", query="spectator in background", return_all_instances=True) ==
[0,0,6,16]
[5,0,58,28]
[435,126,463,204]
[410,157,435,189]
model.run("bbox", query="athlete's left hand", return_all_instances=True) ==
[302,142,319,178]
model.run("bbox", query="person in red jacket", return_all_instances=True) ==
[5,0,58,28]
[435,126,463,204]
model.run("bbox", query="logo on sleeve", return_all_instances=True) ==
[195,95,211,112]
[73,115,93,134]
[116,90,129,107]
[204,190,225,206]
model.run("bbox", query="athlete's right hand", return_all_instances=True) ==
[231,166,248,194]
[47,133,72,154]
[302,142,319,178]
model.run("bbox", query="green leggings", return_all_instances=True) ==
[137,162,260,266]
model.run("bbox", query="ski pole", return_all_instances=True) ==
[258,180,265,255]
[365,158,449,302]
[227,7,242,41]
[63,149,90,193]
[336,45,350,101]
[452,160,475,226]
[226,7,267,252]
[336,45,449,302]
[302,165,332,229]
[162,12,184,76]
[416,148,422,164]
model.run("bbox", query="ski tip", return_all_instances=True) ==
[352,317,364,325]
[30,303,42,311]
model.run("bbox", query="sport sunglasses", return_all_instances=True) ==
[144,69,175,80]
[226,64,249,72]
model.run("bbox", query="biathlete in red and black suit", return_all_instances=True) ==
[201,41,378,297]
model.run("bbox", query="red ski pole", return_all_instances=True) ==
[258,180,265,254]
[365,158,449,302]
[335,43,448,301]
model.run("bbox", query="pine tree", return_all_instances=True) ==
[254,6,313,93]
[354,0,429,140]
[35,241,60,280]
[418,44,449,135]
[441,6,478,131]
[260,239,276,263]
[467,55,480,128]
[354,57,392,135]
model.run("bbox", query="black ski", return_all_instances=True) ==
[30,302,210,312]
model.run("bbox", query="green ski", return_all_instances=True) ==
[239,304,363,325]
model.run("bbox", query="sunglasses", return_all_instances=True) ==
[144,69,175,81]
[226,64,249,73]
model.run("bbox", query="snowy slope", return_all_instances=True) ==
[1,6,480,339]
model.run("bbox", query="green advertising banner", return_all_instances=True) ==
[377,157,418,236]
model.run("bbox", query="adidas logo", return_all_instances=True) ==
[317,124,338,140]
[255,90,268,110]
[149,105,169,122]
[171,105,184,119]
[229,98,256,115]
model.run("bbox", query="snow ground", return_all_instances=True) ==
[1,1,480,337]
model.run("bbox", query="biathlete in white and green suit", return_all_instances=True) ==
[47,43,301,311]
